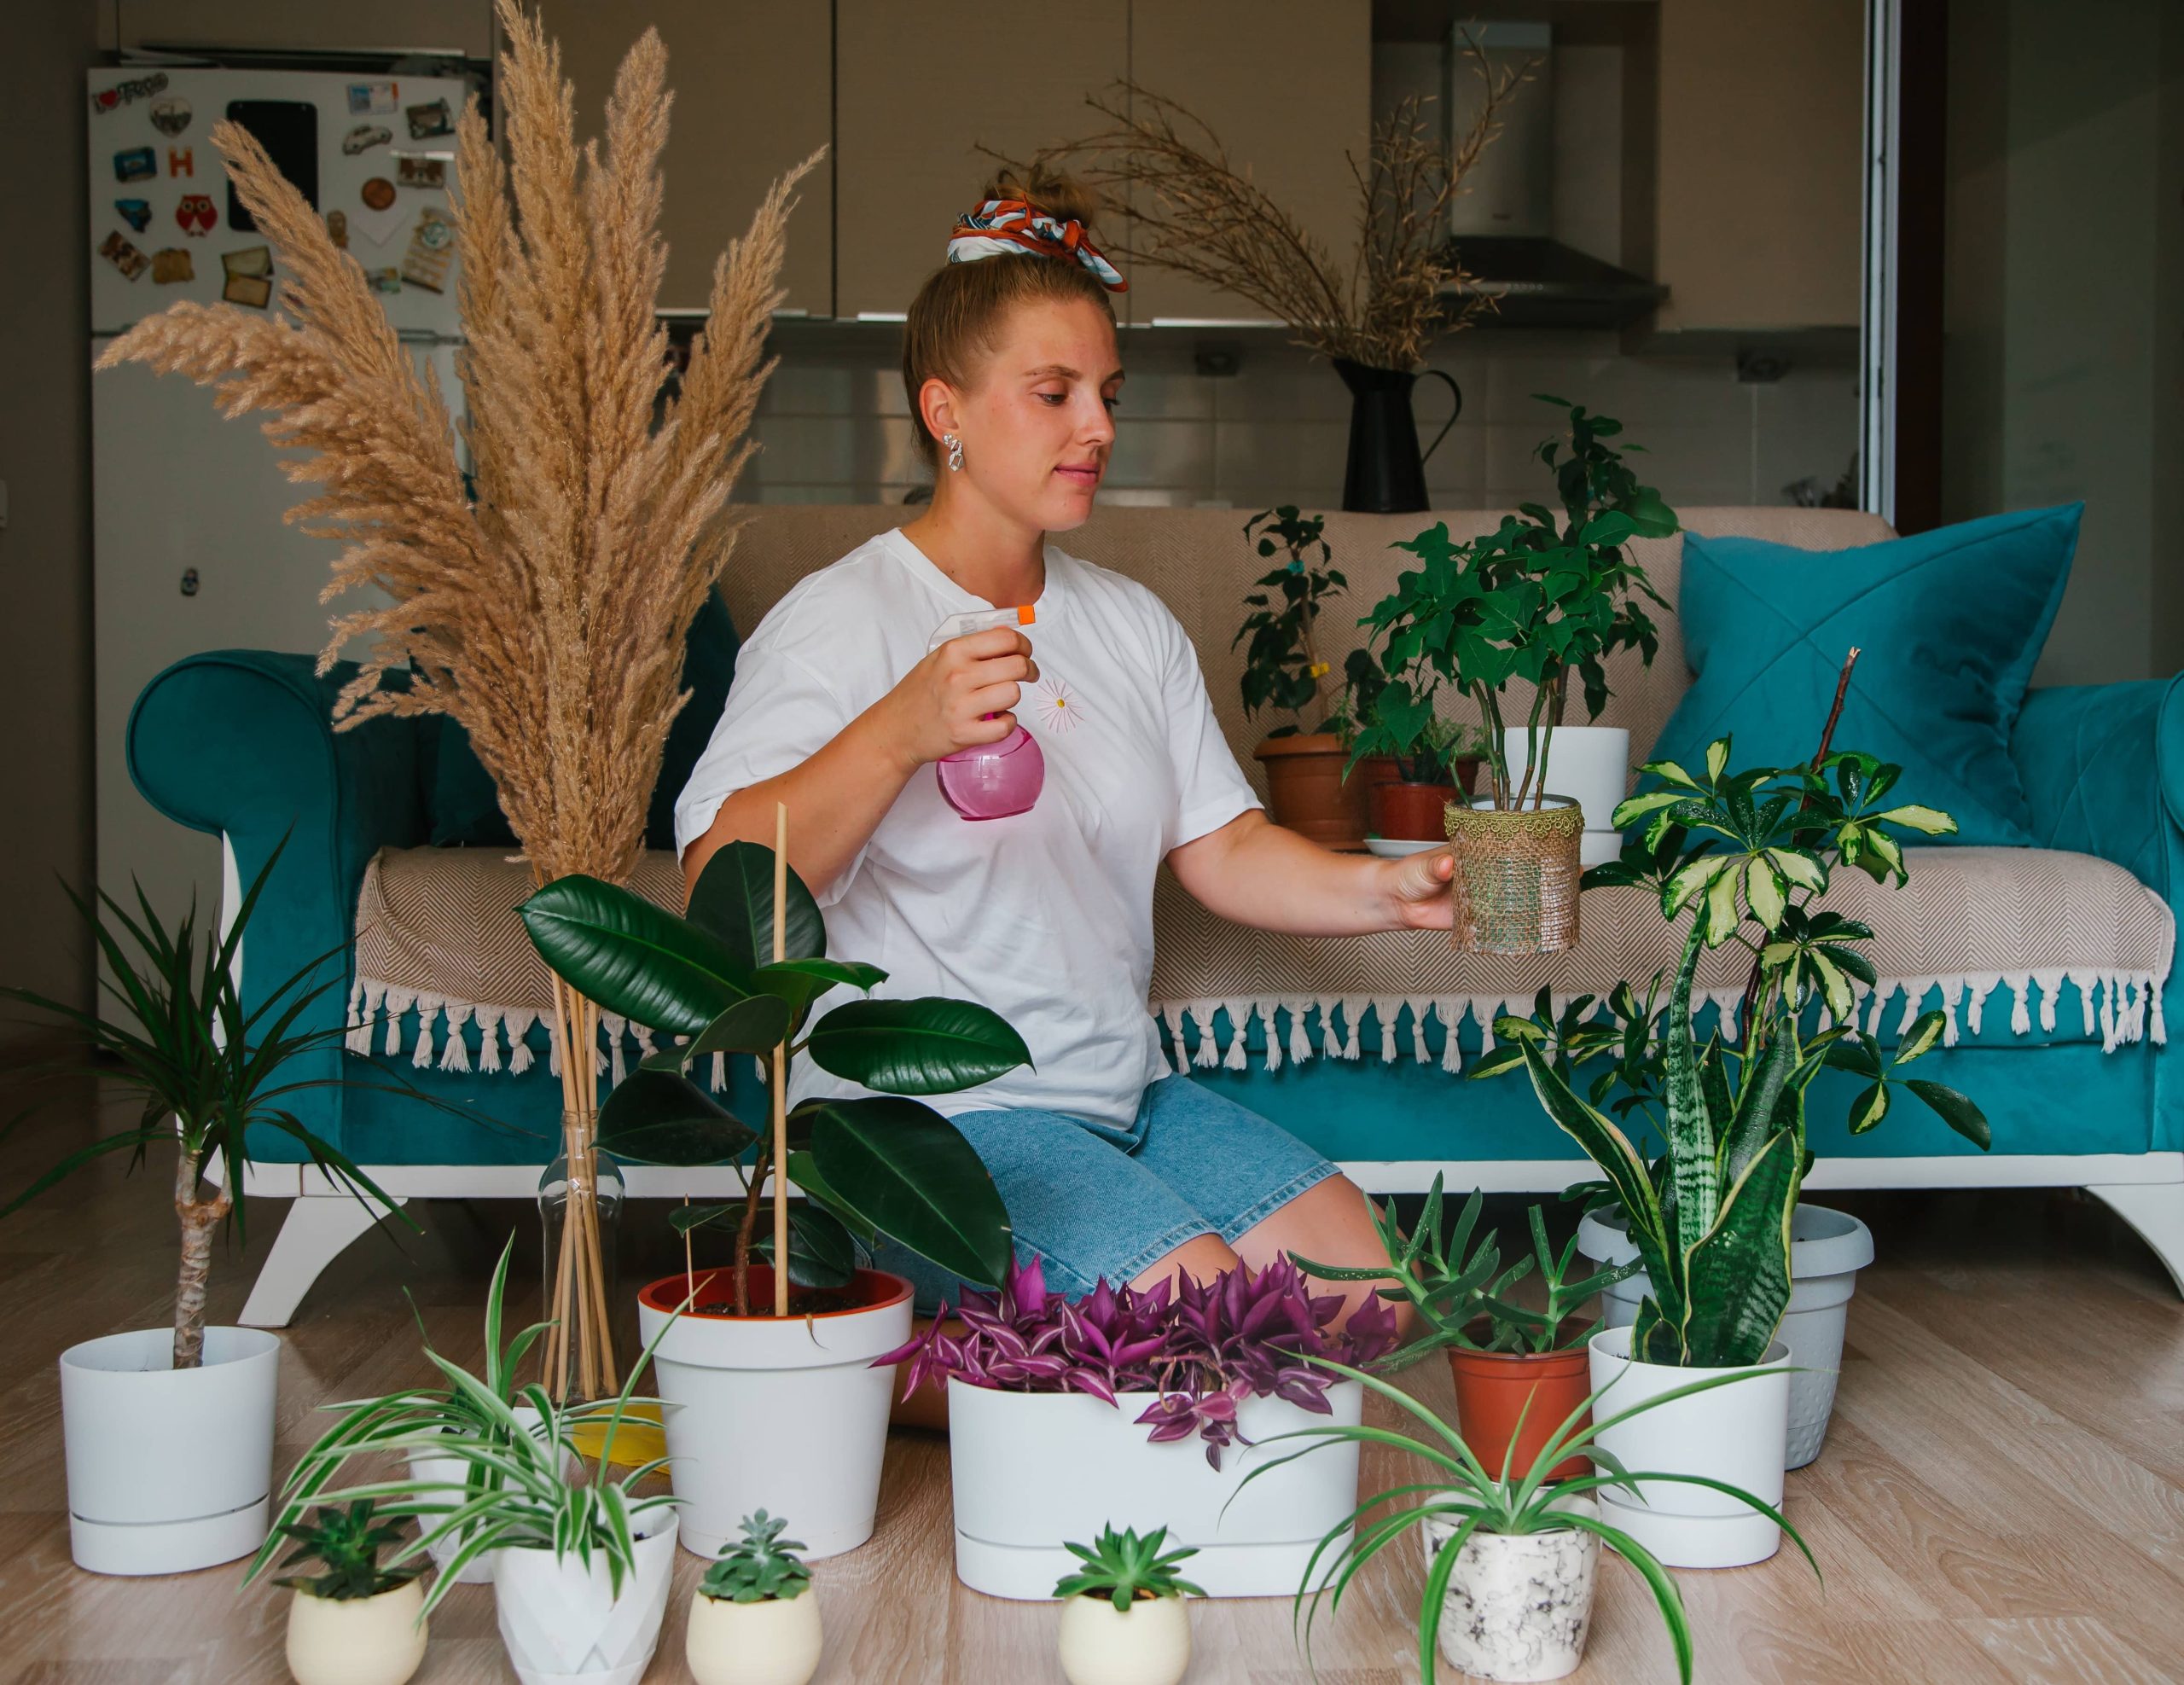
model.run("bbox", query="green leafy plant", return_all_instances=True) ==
[519,840,1027,1315]
[0,839,409,1368]
[1350,398,1676,807]
[1292,1176,1635,1357]
[1234,507,1350,740]
[250,1233,681,1621]
[1242,1357,1816,1684]
[1053,1523,1208,1610]
[699,1510,813,1603]
[271,1500,422,1601]
[1474,728,1987,1366]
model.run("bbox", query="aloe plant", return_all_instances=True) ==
[1054,1523,1207,1609]
[518,841,1027,1311]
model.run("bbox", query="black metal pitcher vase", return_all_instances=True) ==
[1334,357,1463,514]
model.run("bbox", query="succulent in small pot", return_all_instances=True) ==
[274,1501,427,1685]
[685,1510,822,1685]
[1054,1523,1205,1685]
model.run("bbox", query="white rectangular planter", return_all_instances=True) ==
[947,1377,1362,1600]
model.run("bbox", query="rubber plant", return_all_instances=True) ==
[1348,397,1677,807]
[1476,716,1986,1366]
[0,840,406,1368]
[518,828,1025,1316]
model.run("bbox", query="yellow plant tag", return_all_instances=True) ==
[1306,661,1330,679]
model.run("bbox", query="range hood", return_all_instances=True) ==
[1440,22,1664,328]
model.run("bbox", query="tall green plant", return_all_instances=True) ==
[1349,398,1676,807]
[518,841,1025,1312]
[0,840,406,1367]
[1234,506,1350,739]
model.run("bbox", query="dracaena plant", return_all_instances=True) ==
[1234,506,1352,741]
[1474,732,1989,1367]
[518,840,1028,1313]
[1349,398,1676,808]
[877,1254,1400,1468]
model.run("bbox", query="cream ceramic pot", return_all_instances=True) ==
[284,1578,427,1685]
[1056,1595,1192,1685]
[684,1589,823,1685]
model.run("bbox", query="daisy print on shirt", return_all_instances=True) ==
[1029,675,1083,735]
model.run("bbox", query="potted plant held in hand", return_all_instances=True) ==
[275,1502,428,1685]
[685,1511,823,1685]
[519,822,1027,1560]
[0,844,406,1575]
[1054,1524,1205,1685]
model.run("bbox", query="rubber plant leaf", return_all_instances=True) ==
[685,841,827,974]
[752,1200,858,1290]
[803,1095,1014,1285]
[519,874,753,1037]
[804,997,1032,1095]
[596,1069,758,1166]
[1679,1126,1800,1367]
[785,1147,879,1243]
[641,993,793,1072]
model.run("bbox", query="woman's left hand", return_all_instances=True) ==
[1383,847,1456,930]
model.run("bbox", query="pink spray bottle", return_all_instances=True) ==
[927,605,1045,820]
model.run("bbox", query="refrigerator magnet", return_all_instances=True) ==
[167,147,194,177]
[222,244,273,308]
[114,199,152,233]
[405,99,453,140]
[360,177,397,212]
[113,147,155,183]
[347,82,398,116]
[365,266,401,295]
[89,71,168,116]
[99,230,149,282]
[149,96,192,137]
[176,195,217,236]
[400,206,456,293]
[151,247,195,285]
[343,123,392,155]
[394,155,446,190]
[326,210,348,250]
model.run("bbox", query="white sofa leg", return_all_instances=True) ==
[2083,1182,2184,1298]
[239,1194,407,1328]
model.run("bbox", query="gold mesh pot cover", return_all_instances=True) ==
[1444,799,1585,955]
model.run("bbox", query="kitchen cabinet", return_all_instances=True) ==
[110,0,493,57]
[1650,0,1863,332]
[834,1,1128,320]
[1124,0,1372,325]
[539,0,834,315]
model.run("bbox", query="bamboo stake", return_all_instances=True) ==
[771,802,791,1319]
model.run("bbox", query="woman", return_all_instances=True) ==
[676,176,1453,1351]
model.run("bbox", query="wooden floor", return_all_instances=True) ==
[6,1078,2184,1683]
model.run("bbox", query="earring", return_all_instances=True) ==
[943,432,964,474]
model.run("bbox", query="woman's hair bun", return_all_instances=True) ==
[981,166,1101,232]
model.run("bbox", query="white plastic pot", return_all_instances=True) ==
[285,1578,427,1685]
[1057,1594,1192,1685]
[1579,1203,1874,1467]
[947,1377,1363,1599]
[405,1405,553,1586]
[59,1324,280,1575]
[1420,1495,1599,1683]
[1499,724,1629,867]
[636,1267,911,1560]
[1587,1325,1790,1568]
[489,1508,678,1685]
[684,1589,823,1685]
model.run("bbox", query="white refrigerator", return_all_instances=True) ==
[88,64,473,928]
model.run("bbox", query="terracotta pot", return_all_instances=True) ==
[1448,1326,1595,1482]
[1254,734,1368,848]
[1370,780,1459,841]
[1451,755,1483,799]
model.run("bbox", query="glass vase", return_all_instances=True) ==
[537,1143,625,1405]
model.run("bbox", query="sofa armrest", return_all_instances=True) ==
[127,651,433,1148]
[2011,677,2184,903]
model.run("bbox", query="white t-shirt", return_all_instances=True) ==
[673,528,1262,1132]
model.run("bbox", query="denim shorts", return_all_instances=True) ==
[868,1074,1339,1313]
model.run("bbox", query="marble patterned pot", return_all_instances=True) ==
[1420,1496,1599,1682]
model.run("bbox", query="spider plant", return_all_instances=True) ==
[1235,1357,1818,1684]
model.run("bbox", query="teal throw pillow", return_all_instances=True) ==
[429,590,740,849]
[1650,505,2080,846]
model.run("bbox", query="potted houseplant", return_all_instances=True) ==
[1351,399,1676,947]
[1234,506,1371,846]
[880,1255,1399,1598]
[1296,1177,1637,1482]
[1478,722,1988,1473]
[519,826,1027,1560]
[258,1243,682,1685]
[1252,1359,1815,1682]
[0,845,405,1574]
[1054,1523,1204,1685]
[273,1501,428,1685]
[685,1510,823,1685]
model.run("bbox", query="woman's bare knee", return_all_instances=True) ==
[1129,1230,1240,1294]
[1234,1174,1421,1343]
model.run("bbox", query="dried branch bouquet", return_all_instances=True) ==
[97,0,820,1399]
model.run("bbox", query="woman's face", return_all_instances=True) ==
[923,294,1122,533]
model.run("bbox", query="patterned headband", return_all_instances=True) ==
[946,198,1128,292]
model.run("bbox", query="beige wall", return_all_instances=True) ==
[0,0,99,1039]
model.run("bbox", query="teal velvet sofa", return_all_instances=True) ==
[127,507,2184,1322]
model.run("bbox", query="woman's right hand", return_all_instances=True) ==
[882,628,1041,767]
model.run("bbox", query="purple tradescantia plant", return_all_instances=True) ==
[874,1254,1400,1468]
